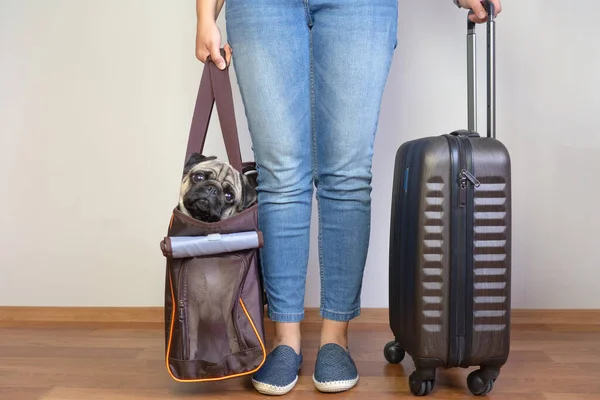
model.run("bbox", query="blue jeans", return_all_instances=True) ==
[226,0,398,323]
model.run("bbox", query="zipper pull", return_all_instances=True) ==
[458,169,479,208]
[178,300,185,321]
[460,169,481,187]
[459,177,467,208]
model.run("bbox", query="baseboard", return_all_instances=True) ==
[1,306,600,325]
[0,306,164,323]
[510,309,600,325]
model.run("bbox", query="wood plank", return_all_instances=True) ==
[1,319,600,399]
[2,306,600,324]
[0,307,164,323]
[511,309,600,325]
[41,386,551,400]
[0,345,143,359]
[0,387,51,400]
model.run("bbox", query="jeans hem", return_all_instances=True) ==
[320,307,361,322]
[268,309,305,323]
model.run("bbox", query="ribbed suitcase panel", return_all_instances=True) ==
[469,139,512,366]
[413,139,453,360]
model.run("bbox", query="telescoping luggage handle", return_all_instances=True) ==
[184,50,243,172]
[467,1,496,139]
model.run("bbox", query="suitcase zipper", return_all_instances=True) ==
[459,168,481,208]
[461,169,480,186]
[456,136,467,367]
[462,138,476,369]
[458,132,480,209]
[453,135,478,368]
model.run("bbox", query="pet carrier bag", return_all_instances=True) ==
[159,56,266,382]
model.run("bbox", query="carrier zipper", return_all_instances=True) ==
[178,301,185,322]
[232,254,249,352]
[178,264,188,359]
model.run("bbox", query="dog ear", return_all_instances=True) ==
[241,171,258,209]
[183,153,215,175]
[243,168,258,189]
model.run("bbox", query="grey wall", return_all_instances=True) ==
[1,0,599,309]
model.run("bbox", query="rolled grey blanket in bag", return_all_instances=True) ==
[160,231,263,258]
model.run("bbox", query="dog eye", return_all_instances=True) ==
[225,192,235,203]
[192,173,205,182]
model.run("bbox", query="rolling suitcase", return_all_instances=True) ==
[383,2,512,396]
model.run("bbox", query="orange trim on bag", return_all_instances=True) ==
[165,269,267,383]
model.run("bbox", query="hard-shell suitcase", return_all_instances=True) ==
[383,3,512,396]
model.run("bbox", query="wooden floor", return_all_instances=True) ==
[2,313,600,400]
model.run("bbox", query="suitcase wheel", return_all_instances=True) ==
[409,371,435,396]
[383,341,405,364]
[467,367,500,396]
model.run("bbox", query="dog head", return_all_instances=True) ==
[178,153,257,223]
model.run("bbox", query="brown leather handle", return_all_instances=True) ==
[184,51,243,172]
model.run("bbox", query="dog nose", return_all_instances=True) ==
[206,185,218,196]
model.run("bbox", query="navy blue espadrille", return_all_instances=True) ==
[313,343,359,393]
[251,345,303,395]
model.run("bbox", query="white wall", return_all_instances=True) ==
[1,0,599,309]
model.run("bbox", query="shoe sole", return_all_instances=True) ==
[252,376,298,396]
[312,374,359,393]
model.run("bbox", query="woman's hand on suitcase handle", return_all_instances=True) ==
[458,0,502,24]
[195,0,232,70]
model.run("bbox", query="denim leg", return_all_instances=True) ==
[226,1,312,323]
[309,0,398,321]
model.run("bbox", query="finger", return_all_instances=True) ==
[492,0,502,16]
[468,10,486,24]
[209,44,227,70]
[469,0,488,22]
[196,47,210,63]
[224,43,233,67]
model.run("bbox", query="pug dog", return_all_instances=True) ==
[178,152,258,223]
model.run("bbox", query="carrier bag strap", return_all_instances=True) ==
[184,50,243,172]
